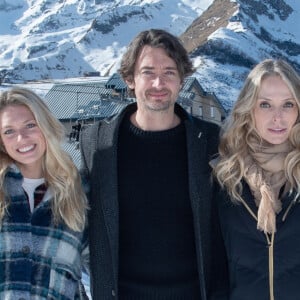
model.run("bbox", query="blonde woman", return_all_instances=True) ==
[0,88,89,299]
[211,59,300,300]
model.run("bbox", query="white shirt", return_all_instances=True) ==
[22,177,45,212]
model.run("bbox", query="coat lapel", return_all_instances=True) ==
[92,116,121,283]
[185,120,210,299]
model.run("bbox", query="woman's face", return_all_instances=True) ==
[0,104,46,178]
[253,75,298,145]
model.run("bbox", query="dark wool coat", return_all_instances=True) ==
[215,180,300,300]
[80,103,228,300]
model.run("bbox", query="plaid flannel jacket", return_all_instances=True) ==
[0,165,89,300]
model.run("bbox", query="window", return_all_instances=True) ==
[210,106,215,118]
[199,106,203,117]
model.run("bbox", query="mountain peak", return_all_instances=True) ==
[0,0,299,109]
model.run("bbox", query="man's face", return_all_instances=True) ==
[126,45,182,113]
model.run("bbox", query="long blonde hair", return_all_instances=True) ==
[0,87,88,231]
[213,59,300,201]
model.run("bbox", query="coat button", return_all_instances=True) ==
[112,289,116,297]
[22,246,30,254]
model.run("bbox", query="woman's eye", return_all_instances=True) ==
[283,102,295,108]
[259,102,270,108]
[3,129,14,135]
[26,123,36,129]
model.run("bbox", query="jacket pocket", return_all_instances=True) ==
[48,260,82,299]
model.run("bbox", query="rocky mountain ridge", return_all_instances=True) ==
[0,0,299,108]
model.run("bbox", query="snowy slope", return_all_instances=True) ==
[0,0,212,80]
[188,0,300,108]
[0,0,299,109]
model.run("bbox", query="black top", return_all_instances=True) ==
[216,180,300,300]
[117,115,200,299]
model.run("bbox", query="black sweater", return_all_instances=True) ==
[117,116,200,300]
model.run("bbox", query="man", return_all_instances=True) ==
[80,29,227,299]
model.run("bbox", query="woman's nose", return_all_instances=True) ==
[17,129,29,141]
[272,108,283,121]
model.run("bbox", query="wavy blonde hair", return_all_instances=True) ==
[213,59,300,202]
[0,87,88,231]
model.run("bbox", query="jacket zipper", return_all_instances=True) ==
[240,199,274,300]
[239,192,299,300]
[266,232,274,300]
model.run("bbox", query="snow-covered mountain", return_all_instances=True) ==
[0,0,299,108]
[181,0,300,108]
[0,0,210,79]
